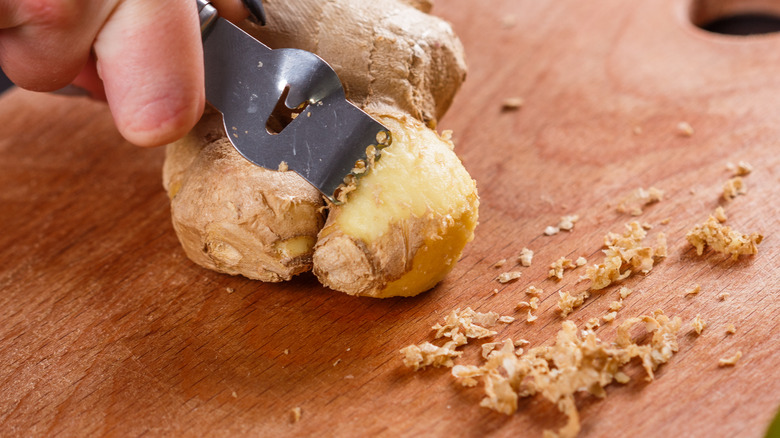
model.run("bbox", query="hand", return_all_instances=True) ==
[0,0,250,147]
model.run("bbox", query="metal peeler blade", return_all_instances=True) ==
[196,0,390,202]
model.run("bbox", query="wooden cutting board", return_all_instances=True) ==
[1,0,778,436]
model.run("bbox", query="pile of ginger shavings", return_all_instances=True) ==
[567,159,762,316]
[686,212,762,261]
[685,160,762,262]
[398,161,763,437]
[401,308,682,438]
[557,221,667,318]
[400,308,512,370]
[585,221,667,291]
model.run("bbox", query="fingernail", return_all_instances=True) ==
[51,84,91,97]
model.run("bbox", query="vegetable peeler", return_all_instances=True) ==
[196,0,390,202]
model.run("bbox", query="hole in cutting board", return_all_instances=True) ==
[690,0,780,35]
[701,13,780,34]
[266,85,310,135]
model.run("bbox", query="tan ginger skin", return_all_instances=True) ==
[163,0,478,297]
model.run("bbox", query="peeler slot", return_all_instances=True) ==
[266,85,310,135]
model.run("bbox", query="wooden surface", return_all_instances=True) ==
[1,0,779,436]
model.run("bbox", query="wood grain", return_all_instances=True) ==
[1,0,779,436]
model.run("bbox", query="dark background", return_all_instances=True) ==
[0,68,12,94]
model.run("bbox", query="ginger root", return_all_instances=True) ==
[163,0,476,296]
[244,0,466,125]
[313,113,478,297]
[163,109,324,282]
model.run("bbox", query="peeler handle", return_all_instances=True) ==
[196,0,219,36]
[196,0,266,36]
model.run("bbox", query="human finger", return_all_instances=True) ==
[94,0,205,147]
[0,0,118,91]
